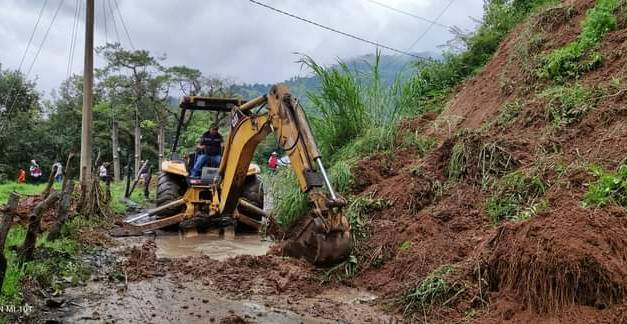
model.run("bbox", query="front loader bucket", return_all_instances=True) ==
[110,199,187,237]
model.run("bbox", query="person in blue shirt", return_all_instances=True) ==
[191,126,223,177]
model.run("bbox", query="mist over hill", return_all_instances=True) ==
[230,51,440,100]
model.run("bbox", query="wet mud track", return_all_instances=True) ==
[47,232,397,323]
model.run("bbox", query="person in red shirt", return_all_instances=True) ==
[17,168,26,184]
[268,152,279,172]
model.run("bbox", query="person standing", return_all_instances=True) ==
[29,160,42,183]
[17,167,26,184]
[52,161,63,182]
[268,152,279,172]
[99,163,110,183]
[191,126,224,177]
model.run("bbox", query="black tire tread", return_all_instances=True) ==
[156,172,185,218]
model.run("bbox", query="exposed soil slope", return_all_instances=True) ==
[340,0,627,322]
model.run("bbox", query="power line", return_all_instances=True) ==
[103,0,108,44]
[1,0,49,111]
[365,0,450,29]
[66,0,81,80]
[406,0,455,51]
[106,0,122,46]
[25,0,66,77]
[247,0,421,58]
[112,0,135,50]
[3,0,65,135]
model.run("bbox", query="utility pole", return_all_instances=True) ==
[79,0,94,183]
[112,121,121,181]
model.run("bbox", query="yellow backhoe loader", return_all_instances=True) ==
[113,84,351,265]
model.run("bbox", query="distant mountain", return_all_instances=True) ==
[230,52,440,102]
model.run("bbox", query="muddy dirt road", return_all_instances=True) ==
[42,231,397,323]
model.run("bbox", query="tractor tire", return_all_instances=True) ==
[156,172,185,218]
[236,175,264,232]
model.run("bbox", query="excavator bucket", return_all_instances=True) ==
[281,215,352,266]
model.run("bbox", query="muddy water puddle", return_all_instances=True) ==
[60,278,330,324]
[154,229,272,260]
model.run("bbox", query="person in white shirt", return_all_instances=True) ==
[52,161,63,182]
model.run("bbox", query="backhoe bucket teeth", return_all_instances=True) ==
[282,216,352,265]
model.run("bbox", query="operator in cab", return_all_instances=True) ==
[191,126,224,177]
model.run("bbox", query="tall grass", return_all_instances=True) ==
[299,50,406,159]
[270,52,409,229]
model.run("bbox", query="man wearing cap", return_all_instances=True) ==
[191,126,224,177]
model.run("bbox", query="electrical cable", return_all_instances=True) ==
[66,0,81,81]
[365,0,450,29]
[112,0,135,50]
[103,0,109,44]
[25,0,66,77]
[247,0,421,58]
[107,0,122,46]
[2,0,64,134]
[1,0,49,110]
[406,0,455,51]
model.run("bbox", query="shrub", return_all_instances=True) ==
[539,0,620,81]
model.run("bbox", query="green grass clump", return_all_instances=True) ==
[400,265,464,317]
[486,170,546,224]
[447,133,517,186]
[268,169,310,229]
[345,195,390,241]
[484,100,523,130]
[109,181,148,214]
[328,161,353,194]
[301,51,405,158]
[321,255,358,282]
[448,141,468,181]
[1,226,88,304]
[540,0,620,81]
[400,133,437,157]
[583,164,627,208]
[403,0,558,113]
[540,84,601,128]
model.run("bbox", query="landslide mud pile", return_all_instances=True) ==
[338,0,627,322]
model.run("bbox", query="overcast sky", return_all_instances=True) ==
[0,0,484,97]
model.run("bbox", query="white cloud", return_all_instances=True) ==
[0,0,484,96]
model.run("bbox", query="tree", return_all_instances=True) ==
[0,67,41,180]
[97,43,162,174]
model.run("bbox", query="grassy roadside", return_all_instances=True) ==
[0,180,137,317]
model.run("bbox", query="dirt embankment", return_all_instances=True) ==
[333,0,627,322]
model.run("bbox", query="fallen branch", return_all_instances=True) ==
[0,193,19,288]
[19,192,61,261]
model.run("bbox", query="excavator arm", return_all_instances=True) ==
[115,84,351,265]
[218,84,351,265]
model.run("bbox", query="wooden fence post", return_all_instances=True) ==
[0,193,19,287]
